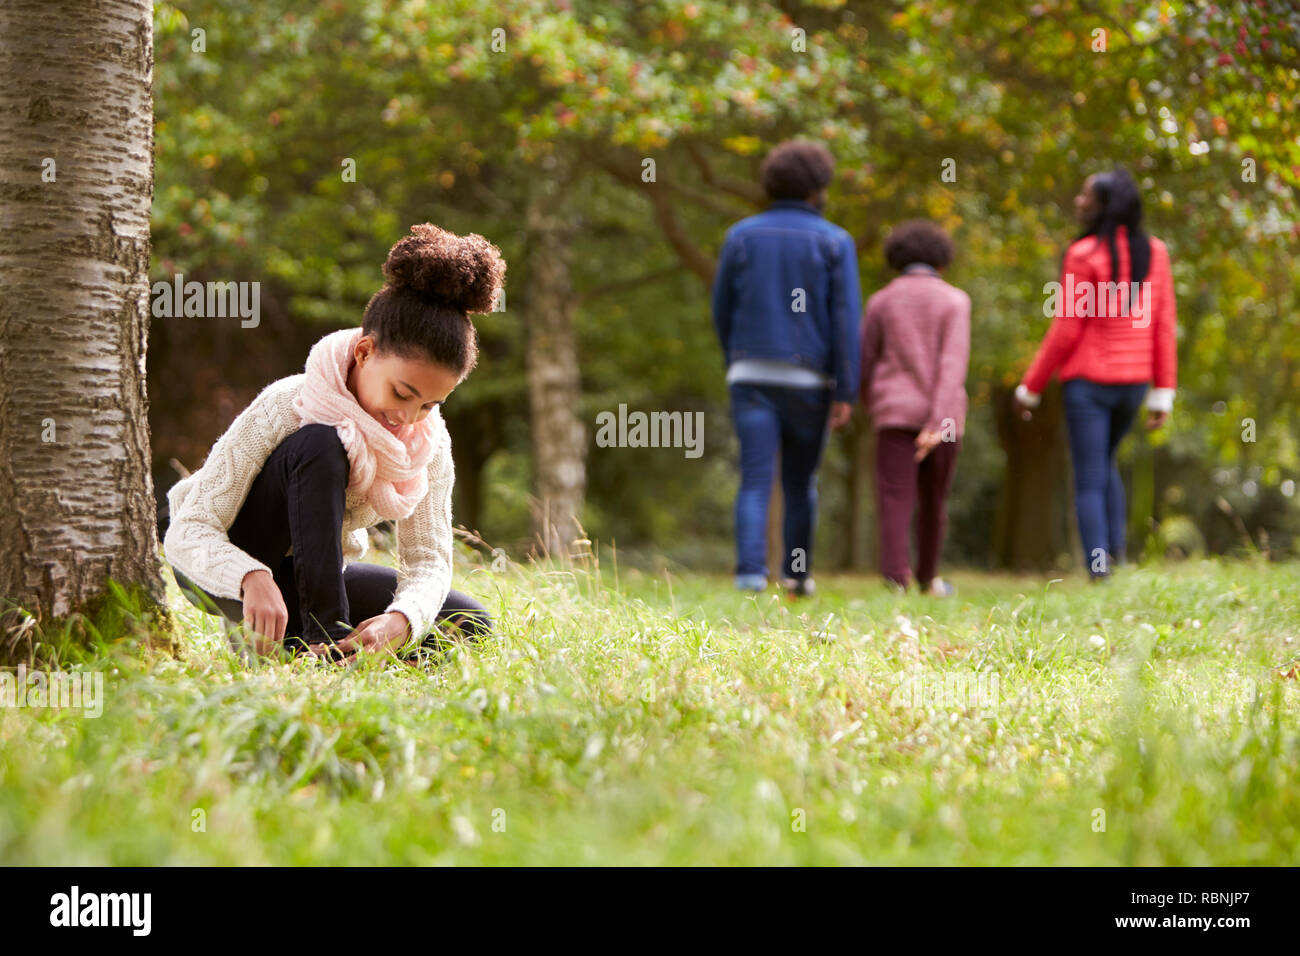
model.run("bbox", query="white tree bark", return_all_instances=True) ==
[0,0,163,647]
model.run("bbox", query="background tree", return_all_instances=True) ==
[147,0,1300,581]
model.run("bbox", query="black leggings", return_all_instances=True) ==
[171,423,491,652]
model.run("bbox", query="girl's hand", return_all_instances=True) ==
[914,429,944,462]
[309,611,411,662]
[240,569,288,653]
[1146,410,1169,430]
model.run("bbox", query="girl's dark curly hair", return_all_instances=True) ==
[883,220,954,271]
[759,140,835,201]
[361,223,507,379]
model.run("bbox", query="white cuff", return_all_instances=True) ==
[385,598,428,644]
[1015,384,1041,408]
[1146,388,1175,413]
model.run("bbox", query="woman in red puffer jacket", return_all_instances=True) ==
[1015,166,1178,579]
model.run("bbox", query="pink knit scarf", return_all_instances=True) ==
[292,327,437,520]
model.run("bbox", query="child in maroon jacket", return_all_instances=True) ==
[859,221,971,594]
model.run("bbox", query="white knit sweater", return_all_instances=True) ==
[162,373,455,641]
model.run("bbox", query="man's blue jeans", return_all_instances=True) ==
[729,383,832,587]
[1061,378,1148,577]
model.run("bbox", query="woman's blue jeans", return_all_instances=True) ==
[1061,378,1148,576]
[729,383,832,587]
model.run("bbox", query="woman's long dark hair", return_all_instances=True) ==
[1078,166,1151,284]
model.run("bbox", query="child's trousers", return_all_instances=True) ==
[874,427,961,588]
[171,422,490,651]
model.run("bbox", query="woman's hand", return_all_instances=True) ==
[1012,384,1040,422]
[309,611,412,662]
[240,569,288,654]
[1146,410,1169,430]
[828,401,853,430]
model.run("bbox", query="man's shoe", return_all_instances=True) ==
[781,577,815,598]
[734,573,768,592]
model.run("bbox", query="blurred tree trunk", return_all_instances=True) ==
[1126,428,1155,563]
[839,420,876,571]
[992,382,1075,570]
[0,0,164,660]
[446,398,504,537]
[523,157,587,559]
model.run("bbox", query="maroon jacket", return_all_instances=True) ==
[859,269,971,437]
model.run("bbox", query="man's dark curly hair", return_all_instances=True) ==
[883,220,954,271]
[361,223,507,379]
[759,140,835,201]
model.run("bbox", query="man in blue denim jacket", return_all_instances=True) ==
[711,140,862,596]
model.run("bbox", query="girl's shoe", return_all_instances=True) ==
[734,573,768,592]
[923,578,956,597]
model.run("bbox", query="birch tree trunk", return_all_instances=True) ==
[0,0,163,658]
[523,155,587,559]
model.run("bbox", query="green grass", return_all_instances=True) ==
[2,552,1298,864]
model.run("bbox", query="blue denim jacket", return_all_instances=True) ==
[711,199,862,403]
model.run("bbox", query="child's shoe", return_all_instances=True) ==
[923,577,956,597]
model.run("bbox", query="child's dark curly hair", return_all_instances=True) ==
[759,140,835,201]
[883,220,954,271]
[362,223,507,379]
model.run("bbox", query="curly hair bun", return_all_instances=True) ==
[382,223,506,314]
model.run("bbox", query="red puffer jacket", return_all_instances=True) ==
[1020,224,1177,411]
